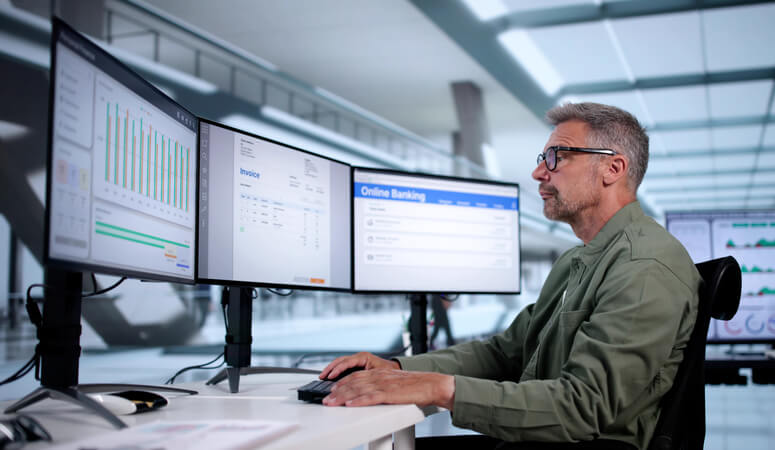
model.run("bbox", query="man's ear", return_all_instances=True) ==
[601,154,628,186]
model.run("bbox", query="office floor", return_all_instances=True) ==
[0,311,773,449]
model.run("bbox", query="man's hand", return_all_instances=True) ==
[322,368,455,410]
[319,352,399,380]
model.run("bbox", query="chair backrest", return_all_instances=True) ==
[647,256,741,450]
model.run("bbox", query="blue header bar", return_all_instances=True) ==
[354,182,518,211]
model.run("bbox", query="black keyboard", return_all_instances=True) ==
[297,379,335,403]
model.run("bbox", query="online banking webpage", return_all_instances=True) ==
[353,168,520,293]
[198,121,351,289]
[48,24,197,282]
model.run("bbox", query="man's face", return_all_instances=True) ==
[532,120,603,223]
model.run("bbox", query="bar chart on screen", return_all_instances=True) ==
[93,74,194,228]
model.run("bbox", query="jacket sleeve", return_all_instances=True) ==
[396,303,534,380]
[448,260,696,443]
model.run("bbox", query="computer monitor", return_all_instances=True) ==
[352,167,521,294]
[197,118,352,290]
[10,17,198,428]
[666,210,775,344]
[45,19,197,283]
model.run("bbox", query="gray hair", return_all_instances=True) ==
[546,102,649,191]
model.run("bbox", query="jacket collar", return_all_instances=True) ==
[576,200,644,263]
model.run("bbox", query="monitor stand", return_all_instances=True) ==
[206,287,317,393]
[4,268,197,429]
[408,294,430,355]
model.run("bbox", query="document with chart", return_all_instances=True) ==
[48,32,197,281]
[197,120,351,289]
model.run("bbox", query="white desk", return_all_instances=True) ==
[2,373,439,450]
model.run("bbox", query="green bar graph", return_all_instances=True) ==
[101,103,192,213]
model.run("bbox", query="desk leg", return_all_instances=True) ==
[392,425,416,450]
[368,434,392,450]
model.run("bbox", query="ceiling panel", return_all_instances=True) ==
[650,129,711,153]
[612,11,703,79]
[709,80,774,120]
[641,86,708,124]
[644,173,743,189]
[501,0,595,14]
[763,124,775,146]
[561,91,653,128]
[752,170,775,185]
[648,157,713,174]
[703,3,775,72]
[529,21,628,85]
[757,152,775,168]
[711,124,763,149]
[649,188,750,200]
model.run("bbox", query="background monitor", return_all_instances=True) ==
[352,167,521,294]
[197,119,352,290]
[46,18,197,283]
[666,210,775,343]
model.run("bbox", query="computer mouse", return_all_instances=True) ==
[328,366,365,382]
[88,393,137,415]
[110,390,168,413]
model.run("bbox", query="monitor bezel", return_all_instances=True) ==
[350,166,522,295]
[195,117,353,292]
[44,17,198,285]
[665,209,775,345]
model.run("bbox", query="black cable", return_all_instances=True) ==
[0,284,48,386]
[82,276,126,298]
[165,352,225,385]
[0,354,37,386]
[266,288,293,297]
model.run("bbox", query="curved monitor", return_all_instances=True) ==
[352,167,521,294]
[666,210,775,344]
[45,18,197,283]
[197,119,352,290]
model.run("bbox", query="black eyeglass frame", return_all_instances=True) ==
[537,146,617,172]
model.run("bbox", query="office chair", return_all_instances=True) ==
[417,256,742,450]
[647,256,741,450]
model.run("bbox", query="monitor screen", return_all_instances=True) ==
[352,168,521,293]
[666,210,775,343]
[46,19,197,283]
[197,119,352,290]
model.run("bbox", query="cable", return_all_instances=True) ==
[266,288,293,296]
[0,284,48,386]
[165,352,225,385]
[82,276,126,298]
[0,354,37,386]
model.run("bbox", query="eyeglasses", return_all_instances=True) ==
[537,146,617,172]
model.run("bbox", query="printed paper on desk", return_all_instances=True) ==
[49,420,298,449]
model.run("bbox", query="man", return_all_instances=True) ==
[320,103,700,450]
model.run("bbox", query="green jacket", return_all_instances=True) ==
[397,202,700,450]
